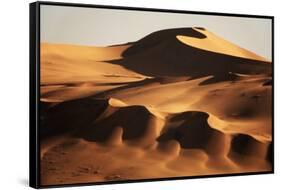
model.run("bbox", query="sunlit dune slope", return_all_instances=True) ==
[40,43,149,102]
[42,42,130,61]
[177,27,268,62]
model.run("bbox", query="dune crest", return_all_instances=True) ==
[108,98,128,107]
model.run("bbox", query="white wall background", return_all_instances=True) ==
[0,0,279,189]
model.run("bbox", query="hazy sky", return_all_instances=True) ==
[41,5,272,61]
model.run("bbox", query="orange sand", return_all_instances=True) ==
[40,27,272,186]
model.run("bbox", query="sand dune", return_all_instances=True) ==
[41,42,130,61]
[110,27,270,77]
[41,42,149,102]
[177,27,268,61]
[40,27,272,185]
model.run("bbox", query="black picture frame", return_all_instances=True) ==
[30,1,274,188]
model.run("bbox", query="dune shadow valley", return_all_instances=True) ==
[40,27,272,185]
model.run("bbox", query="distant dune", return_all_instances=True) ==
[40,27,272,185]
[111,27,270,77]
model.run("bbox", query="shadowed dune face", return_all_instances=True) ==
[79,105,159,146]
[40,27,272,185]
[158,112,228,155]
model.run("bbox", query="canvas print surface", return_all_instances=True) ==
[39,4,273,186]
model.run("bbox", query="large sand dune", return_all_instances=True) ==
[40,27,272,185]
